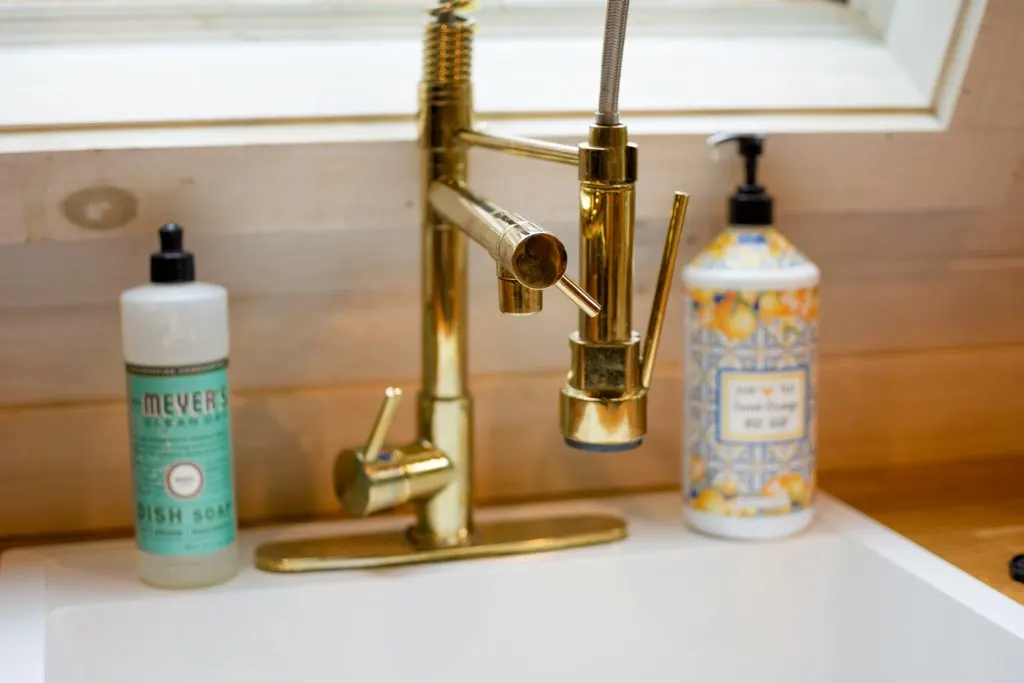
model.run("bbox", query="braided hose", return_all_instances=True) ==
[596,0,631,125]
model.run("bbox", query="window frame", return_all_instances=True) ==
[0,0,989,153]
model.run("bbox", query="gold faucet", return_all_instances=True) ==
[255,0,690,572]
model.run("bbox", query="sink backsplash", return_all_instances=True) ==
[2,1,1024,540]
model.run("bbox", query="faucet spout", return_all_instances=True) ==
[428,181,601,318]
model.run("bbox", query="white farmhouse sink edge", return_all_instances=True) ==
[3,492,1024,683]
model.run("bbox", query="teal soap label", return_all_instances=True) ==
[127,359,236,556]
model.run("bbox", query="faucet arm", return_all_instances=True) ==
[457,129,579,166]
[428,181,600,318]
[640,192,690,390]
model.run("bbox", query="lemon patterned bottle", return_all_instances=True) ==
[682,134,820,540]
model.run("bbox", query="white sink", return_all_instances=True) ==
[3,493,1024,683]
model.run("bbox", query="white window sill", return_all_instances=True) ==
[0,0,987,154]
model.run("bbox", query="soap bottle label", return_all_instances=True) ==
[684,288,818,518]
[718,369,808,442]
[126,360,236,556]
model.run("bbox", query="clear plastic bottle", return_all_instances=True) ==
[681,135,820,540]
[121,224,238,587]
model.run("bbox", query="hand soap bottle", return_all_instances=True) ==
[121,224,238,587]
[681,134,820,540]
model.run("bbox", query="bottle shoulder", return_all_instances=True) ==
[120,282,229,365]
[682,226,820,290]
[121,282,226,305]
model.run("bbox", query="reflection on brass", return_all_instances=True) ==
[498,265,543,315]
[256,514,627,572]
[561,389,646,453]
[428,180,600,317]
[333,389,455,517]
[429,181,567,289]
[556,275,601,319]
[334,440,455,518]
[458,129,579,166]
[255,0,690,573]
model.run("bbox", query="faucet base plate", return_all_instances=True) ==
[254,514,627,573]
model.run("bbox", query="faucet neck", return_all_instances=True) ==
[414,10,476,546]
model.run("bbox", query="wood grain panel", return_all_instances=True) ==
[3,345,1024,538]
[951,0,1024,130]
[8,207,1015,311]
[0,165,26,245]
[5,201,1024,405]
[0,130,1021,249]
[4,237,1024,404]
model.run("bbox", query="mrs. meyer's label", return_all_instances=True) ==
[718,370,807,442]
[127,360,236,556]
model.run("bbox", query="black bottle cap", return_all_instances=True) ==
[150,223,195,283]
[1010,554,1024,583]
[709,133,773,226]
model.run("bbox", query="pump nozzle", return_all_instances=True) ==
[708,133,772,227]
[150,223,195,283]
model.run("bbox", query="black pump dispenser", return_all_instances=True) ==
[150,223,196,283]
[709,133,772,227]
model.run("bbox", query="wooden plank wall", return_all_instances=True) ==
[1,0,1023,538]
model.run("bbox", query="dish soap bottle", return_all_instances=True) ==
[121,223,238,587]
[681,134,820,540]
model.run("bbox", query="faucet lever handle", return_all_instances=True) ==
[640,192,690,390]
[556,276,601,318]
[334,385,454,517]
[363,387,403,463]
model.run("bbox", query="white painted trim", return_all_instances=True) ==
[848,0,898,34]
[0,111,947,155]
[0,0,986,153]
[884,0,967,101]
[933,0,991,123]
[0,36,924,127]
[0,2,864,43]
